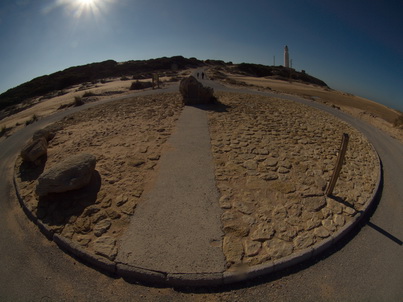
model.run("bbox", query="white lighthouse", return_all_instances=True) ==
[284,45,289,68]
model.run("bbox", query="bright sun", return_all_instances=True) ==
[71,0,103,18]
[79,0,95,6]
[43,0,110,19]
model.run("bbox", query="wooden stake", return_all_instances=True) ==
[326,133,349,196]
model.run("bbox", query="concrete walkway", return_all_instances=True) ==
[116,106,225,274]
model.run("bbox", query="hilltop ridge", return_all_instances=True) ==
[0,56,326,112]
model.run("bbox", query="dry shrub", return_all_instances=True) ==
[393,114,403,129]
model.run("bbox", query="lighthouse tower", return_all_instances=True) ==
[284,45,289,68]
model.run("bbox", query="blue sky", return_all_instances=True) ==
[0,0,402,111]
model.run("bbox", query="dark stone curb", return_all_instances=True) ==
[13,139,382,288]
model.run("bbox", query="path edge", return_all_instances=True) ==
[13,133,382,288]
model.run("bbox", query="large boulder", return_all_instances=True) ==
[179,76,215,105]
[21,137,48,164]
[36,153,97,197]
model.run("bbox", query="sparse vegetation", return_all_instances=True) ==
[0,56,204,111]
[83,91,96,97]
[168,76,180,82]
[74,96,84,106]
[236,63,328,87]
[0,125,8,137]
[130,80,153,90]
[25,114,38,126]
[393,113,403,129]
[120,76,130,81]
[225,78,247,86]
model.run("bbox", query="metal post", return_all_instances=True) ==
[326,133,349,196]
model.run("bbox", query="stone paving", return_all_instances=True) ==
[14,91,380,273]
[14,93,183,260]
[209,92,379,269]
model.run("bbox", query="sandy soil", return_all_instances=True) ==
[216,72,403,143]
[0,71,191,142]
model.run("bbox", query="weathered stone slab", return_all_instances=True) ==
[36,153,96,196]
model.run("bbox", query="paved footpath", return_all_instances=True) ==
[116,106,226,274]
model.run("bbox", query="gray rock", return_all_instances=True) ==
[293,232,315,249]
[115,194,128,207]
[302,196,326,212]
[21,137,48,163]
[223,235,244,264]
[250,223,275,241]
[93,236,117,260]
[243,159,258,170]
[314,226,330,238]
[94,219,112,237]
[179,76,215,105]
[264,238,294,259]
[36,153,96,196]
[32,129,55,142]
[243,239,261,257]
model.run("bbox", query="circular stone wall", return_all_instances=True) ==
[14,91,380,284]
[209,92,380,270]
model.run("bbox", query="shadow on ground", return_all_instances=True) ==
[36,171,101,226]
[18,156,47,181]
[190,97,231,113]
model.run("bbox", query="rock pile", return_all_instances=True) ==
[179,76,215,105]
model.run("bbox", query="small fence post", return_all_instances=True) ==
[326,133,349,196]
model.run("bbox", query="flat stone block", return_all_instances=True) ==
[273,247,313,272]
[312,235,335,257]
[166,272,223,287]
[36,219,54,240]
[223,261,275,285]
[116,263,167,285]
[54,234,116,274]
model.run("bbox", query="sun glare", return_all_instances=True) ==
[80,0,95,5]
[43,0,115,20]
[75,0,99,16]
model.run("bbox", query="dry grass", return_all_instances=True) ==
[227,75,400,123]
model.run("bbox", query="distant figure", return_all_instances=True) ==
[201,72,205,80]
[197,72,199,79]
